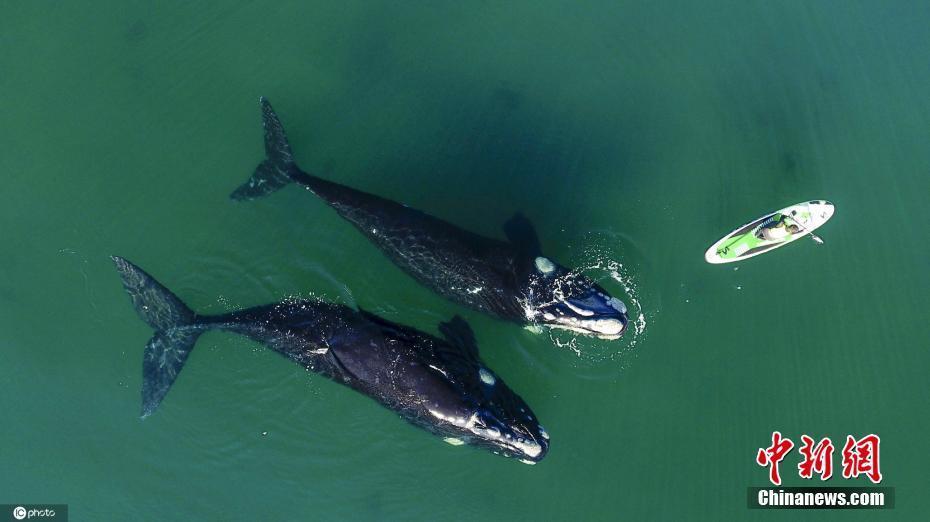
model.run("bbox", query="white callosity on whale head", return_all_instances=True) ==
[431,407,542,458]
[595,290,629,314]
[472,423,502,441]
[584,317,625,336]
[562,298,595,317]
[539,425,549,440]
[547,317,626,339]
[513,437,544,458]
[428,409,474,429]
[607,297,627,314]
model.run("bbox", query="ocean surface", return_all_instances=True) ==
[2,1,929,520]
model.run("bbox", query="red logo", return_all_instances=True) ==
[756,431,794,486]
[798,435,834,480]
[756,432,882,485]
[842,434,882,484]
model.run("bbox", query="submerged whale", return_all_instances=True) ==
[111,256,548,463]
[232,98,629,339]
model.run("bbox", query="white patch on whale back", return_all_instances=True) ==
[539,426,549,440]
[534,256,556,274]
[523,324,543,334]
[478,367,496,386]
[520,459,537,465]
[443,437,465,446]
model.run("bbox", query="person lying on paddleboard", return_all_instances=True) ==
[755,214,801,241]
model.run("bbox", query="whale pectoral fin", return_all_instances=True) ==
[438,316,479,360]
[503,212,542,257]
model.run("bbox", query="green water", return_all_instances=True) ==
[3,1,929,520]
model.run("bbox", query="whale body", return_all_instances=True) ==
[111,256,548,463]
[232,98,629,339]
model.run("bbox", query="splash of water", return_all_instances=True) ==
[528,233,652,365]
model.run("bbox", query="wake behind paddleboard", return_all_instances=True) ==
[705,200,834,264]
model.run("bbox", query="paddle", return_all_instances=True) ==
[786,214,825,244]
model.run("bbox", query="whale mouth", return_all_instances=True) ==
[546,317,627,340]
[465,410,549,463]
[482,427,549,463]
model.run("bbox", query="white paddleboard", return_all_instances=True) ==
[705,200,835,264]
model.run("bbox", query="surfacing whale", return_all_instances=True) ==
[111,256,548,463]
[231,98,629,340]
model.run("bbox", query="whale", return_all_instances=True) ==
[111,256,548,463]
[231,98,629,339]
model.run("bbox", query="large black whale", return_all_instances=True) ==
[232,98,629,339]
[111,256,548,463]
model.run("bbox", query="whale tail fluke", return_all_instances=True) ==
[230,96,302,201]
[111,256,204,419]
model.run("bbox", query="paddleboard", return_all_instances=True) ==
[704,200,834,264]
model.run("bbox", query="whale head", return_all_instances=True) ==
[425,318,549,463]
[466,369,549,463]
[526,256,629,340]
[427,365,550,464]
